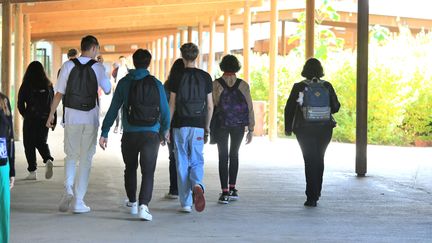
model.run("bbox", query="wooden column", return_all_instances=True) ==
[268,0,278,141]
[243,2,251,82]
[281,20,287,56]
[159,38,165,81]
[23,14,31,68]
[52,43,62,81]
[224,10,231,55]
[305,0,315,59]
[150,40,156,74]
[173,33,179,61]
[180,30,186,45]
[208,17,216,77]
[197,22,204,68]
[165,35,171,80]
[356,0,369,177]
[155,39,160,79]
[187,26,193,43]
[14,3,23,140]
[1,0,12,96]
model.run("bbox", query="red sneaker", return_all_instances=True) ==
[193,185,205,212]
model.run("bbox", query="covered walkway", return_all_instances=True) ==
[10,128,432,242]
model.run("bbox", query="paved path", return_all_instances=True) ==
[9,127,432,243]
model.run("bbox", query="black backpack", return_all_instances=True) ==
[27,87,53,119]
[63,59,98,111]
[175,72,207,118]
[127,75,160,126]
[217,78,249,127]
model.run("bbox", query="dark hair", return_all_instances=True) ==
[22,61,52,89]
[301,58,324,79]
[67,48,78,58]
[132,49,152,69]
[219,54,241,73]
[119,56,126,59]
[167,58,185,81]
[180,43,199,61]
[80,35,99,52]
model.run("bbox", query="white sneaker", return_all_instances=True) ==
[72,200,91,214]
[138,205,152,221]
[59,194,73,212]
[178,206,192,213]
[45,160,53,179]
[125,200,138,215]
[24,171,37,180]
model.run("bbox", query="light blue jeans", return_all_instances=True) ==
[173,127,205,207]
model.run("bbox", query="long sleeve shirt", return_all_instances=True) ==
[0,93,15,177]
[101,68,170,138]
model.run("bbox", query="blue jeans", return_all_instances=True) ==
[173,127,205,207]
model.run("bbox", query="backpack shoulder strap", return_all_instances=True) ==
[233,78,242,89]
[216,78,228,89]
[85,59,97,67]
[71,58,81,67]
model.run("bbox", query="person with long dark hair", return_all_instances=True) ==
[284,58,340,207]
[18,61,56,180]
[164,58,184,199]
[0,92,15,243]
[212,55,255,204]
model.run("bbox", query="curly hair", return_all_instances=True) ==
[301,58,324,80]
[219,54,241,73]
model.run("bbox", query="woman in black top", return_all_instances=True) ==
[284,58,340,207]
[18,61,56,180]
[164,58,184,199]
[0,92,14,243]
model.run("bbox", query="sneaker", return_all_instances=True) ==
[192,185,205,212]
[178,206,192,213]
[304,200,317,207]
[45,160,54,179]
[165,193,179,199]
[114,126,118,133]
[138,205,152,221]
[24,171,37,180]
[125,200,138,215]
[72,200,91,214]
[218,193,229,204]
[59,194,73,212]
[229,188,239,201]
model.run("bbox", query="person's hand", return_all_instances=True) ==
[164,131,170,144]
[10,177,15,189]
[204,131,209,144]
[99,137,108,150]
[246,131,253,144]
[46,114,55,128]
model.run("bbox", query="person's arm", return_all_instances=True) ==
[327,82,341,114]
[95,63,111,95]
[17,83,27,117]
[205,93,214,134]
[46,92,63,128]
[5,96,15,187]
[284,83,300,136]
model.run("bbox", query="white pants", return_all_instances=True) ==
[64,124,98,201]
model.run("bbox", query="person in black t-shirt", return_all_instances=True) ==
[167,43,213,213]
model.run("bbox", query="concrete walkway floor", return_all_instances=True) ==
[9,127,432,243]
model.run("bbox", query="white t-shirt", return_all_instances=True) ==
[56,56,111,126]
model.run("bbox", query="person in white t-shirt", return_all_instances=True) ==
[46,35,111,214]
[113,56,129,133]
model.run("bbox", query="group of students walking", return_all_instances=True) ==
[0,34,340,242]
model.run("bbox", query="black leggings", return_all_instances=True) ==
[167,129,178,194]
[23,118,53,172]
[121,132,160,205]
[216,128,245,190]
[295,126,332,201]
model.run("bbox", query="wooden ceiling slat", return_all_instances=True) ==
[22,0,261,13]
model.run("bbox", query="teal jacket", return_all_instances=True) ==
[101,68,170,138]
